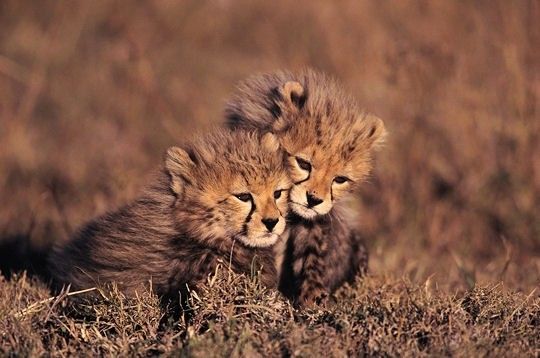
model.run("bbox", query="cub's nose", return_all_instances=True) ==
[262,218,279,232]
[306,192,323,208]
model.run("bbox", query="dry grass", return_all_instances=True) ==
[1,268,538,356]
[1,0,539,355]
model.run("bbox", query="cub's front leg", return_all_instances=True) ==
[294,226,330,307]
[294,228,370,307]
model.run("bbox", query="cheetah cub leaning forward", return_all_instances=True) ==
[226,69,386,306]
[49,129,291,300]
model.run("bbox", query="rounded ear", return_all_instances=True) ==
[279,81,306,110]
[271,117,290,133]
[270,81,306,133]
[354,113,387,149]
[261,132,280,153]
[165,146,195,197]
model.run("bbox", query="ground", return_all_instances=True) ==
[1,268,538,356]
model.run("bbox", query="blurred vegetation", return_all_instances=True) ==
[0,0,539,354]
[1,0,538,290]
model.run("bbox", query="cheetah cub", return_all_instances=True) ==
[49,129,291,300]
[226,69,386,306]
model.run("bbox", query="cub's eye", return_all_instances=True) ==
[234,193,252,202]
[333,176,349,184]
[295,157,312,171]
[274,190,282,199]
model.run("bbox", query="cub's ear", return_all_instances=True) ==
[279,81,306,110]
[165,146,195,197]
[261,132,280,153]
[354,113,387,149]
[272,81,306,133]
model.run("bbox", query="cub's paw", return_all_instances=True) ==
[297,286,328,308]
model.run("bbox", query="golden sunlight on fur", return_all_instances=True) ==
[49,129,291,297]
[227,69,386,220]
[226,69,383,305]
[166,131,291,247]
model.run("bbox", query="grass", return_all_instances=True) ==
[1,268,538,356]
[1,0,539,355]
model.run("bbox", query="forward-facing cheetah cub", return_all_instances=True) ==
[226,69,386,305]
[49,130,291,299]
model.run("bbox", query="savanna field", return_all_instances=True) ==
[1,1,539,356]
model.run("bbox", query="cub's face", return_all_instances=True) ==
[273,81,386,220]
[284,144,364,219]
[165,131,291,247]
[209,175,290,247]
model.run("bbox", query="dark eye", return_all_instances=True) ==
[334,176,349,184]
[234,193,252,202]
[295,157,312,171]
[274,190,282,199]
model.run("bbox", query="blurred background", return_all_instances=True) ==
[0,0,538,291]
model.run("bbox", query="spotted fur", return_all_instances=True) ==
[49,130,291,299]
[226,69,385,306]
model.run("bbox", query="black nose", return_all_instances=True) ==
[262,218,279,232]
[306,192,323,207]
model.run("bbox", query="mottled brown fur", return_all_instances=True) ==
[279,206,369,304]
[226,69,385,305]
[49,130,291,300]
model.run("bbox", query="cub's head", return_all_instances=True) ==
[227,70,386,220]
[165,130,290,247]
[273,80,386,219]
